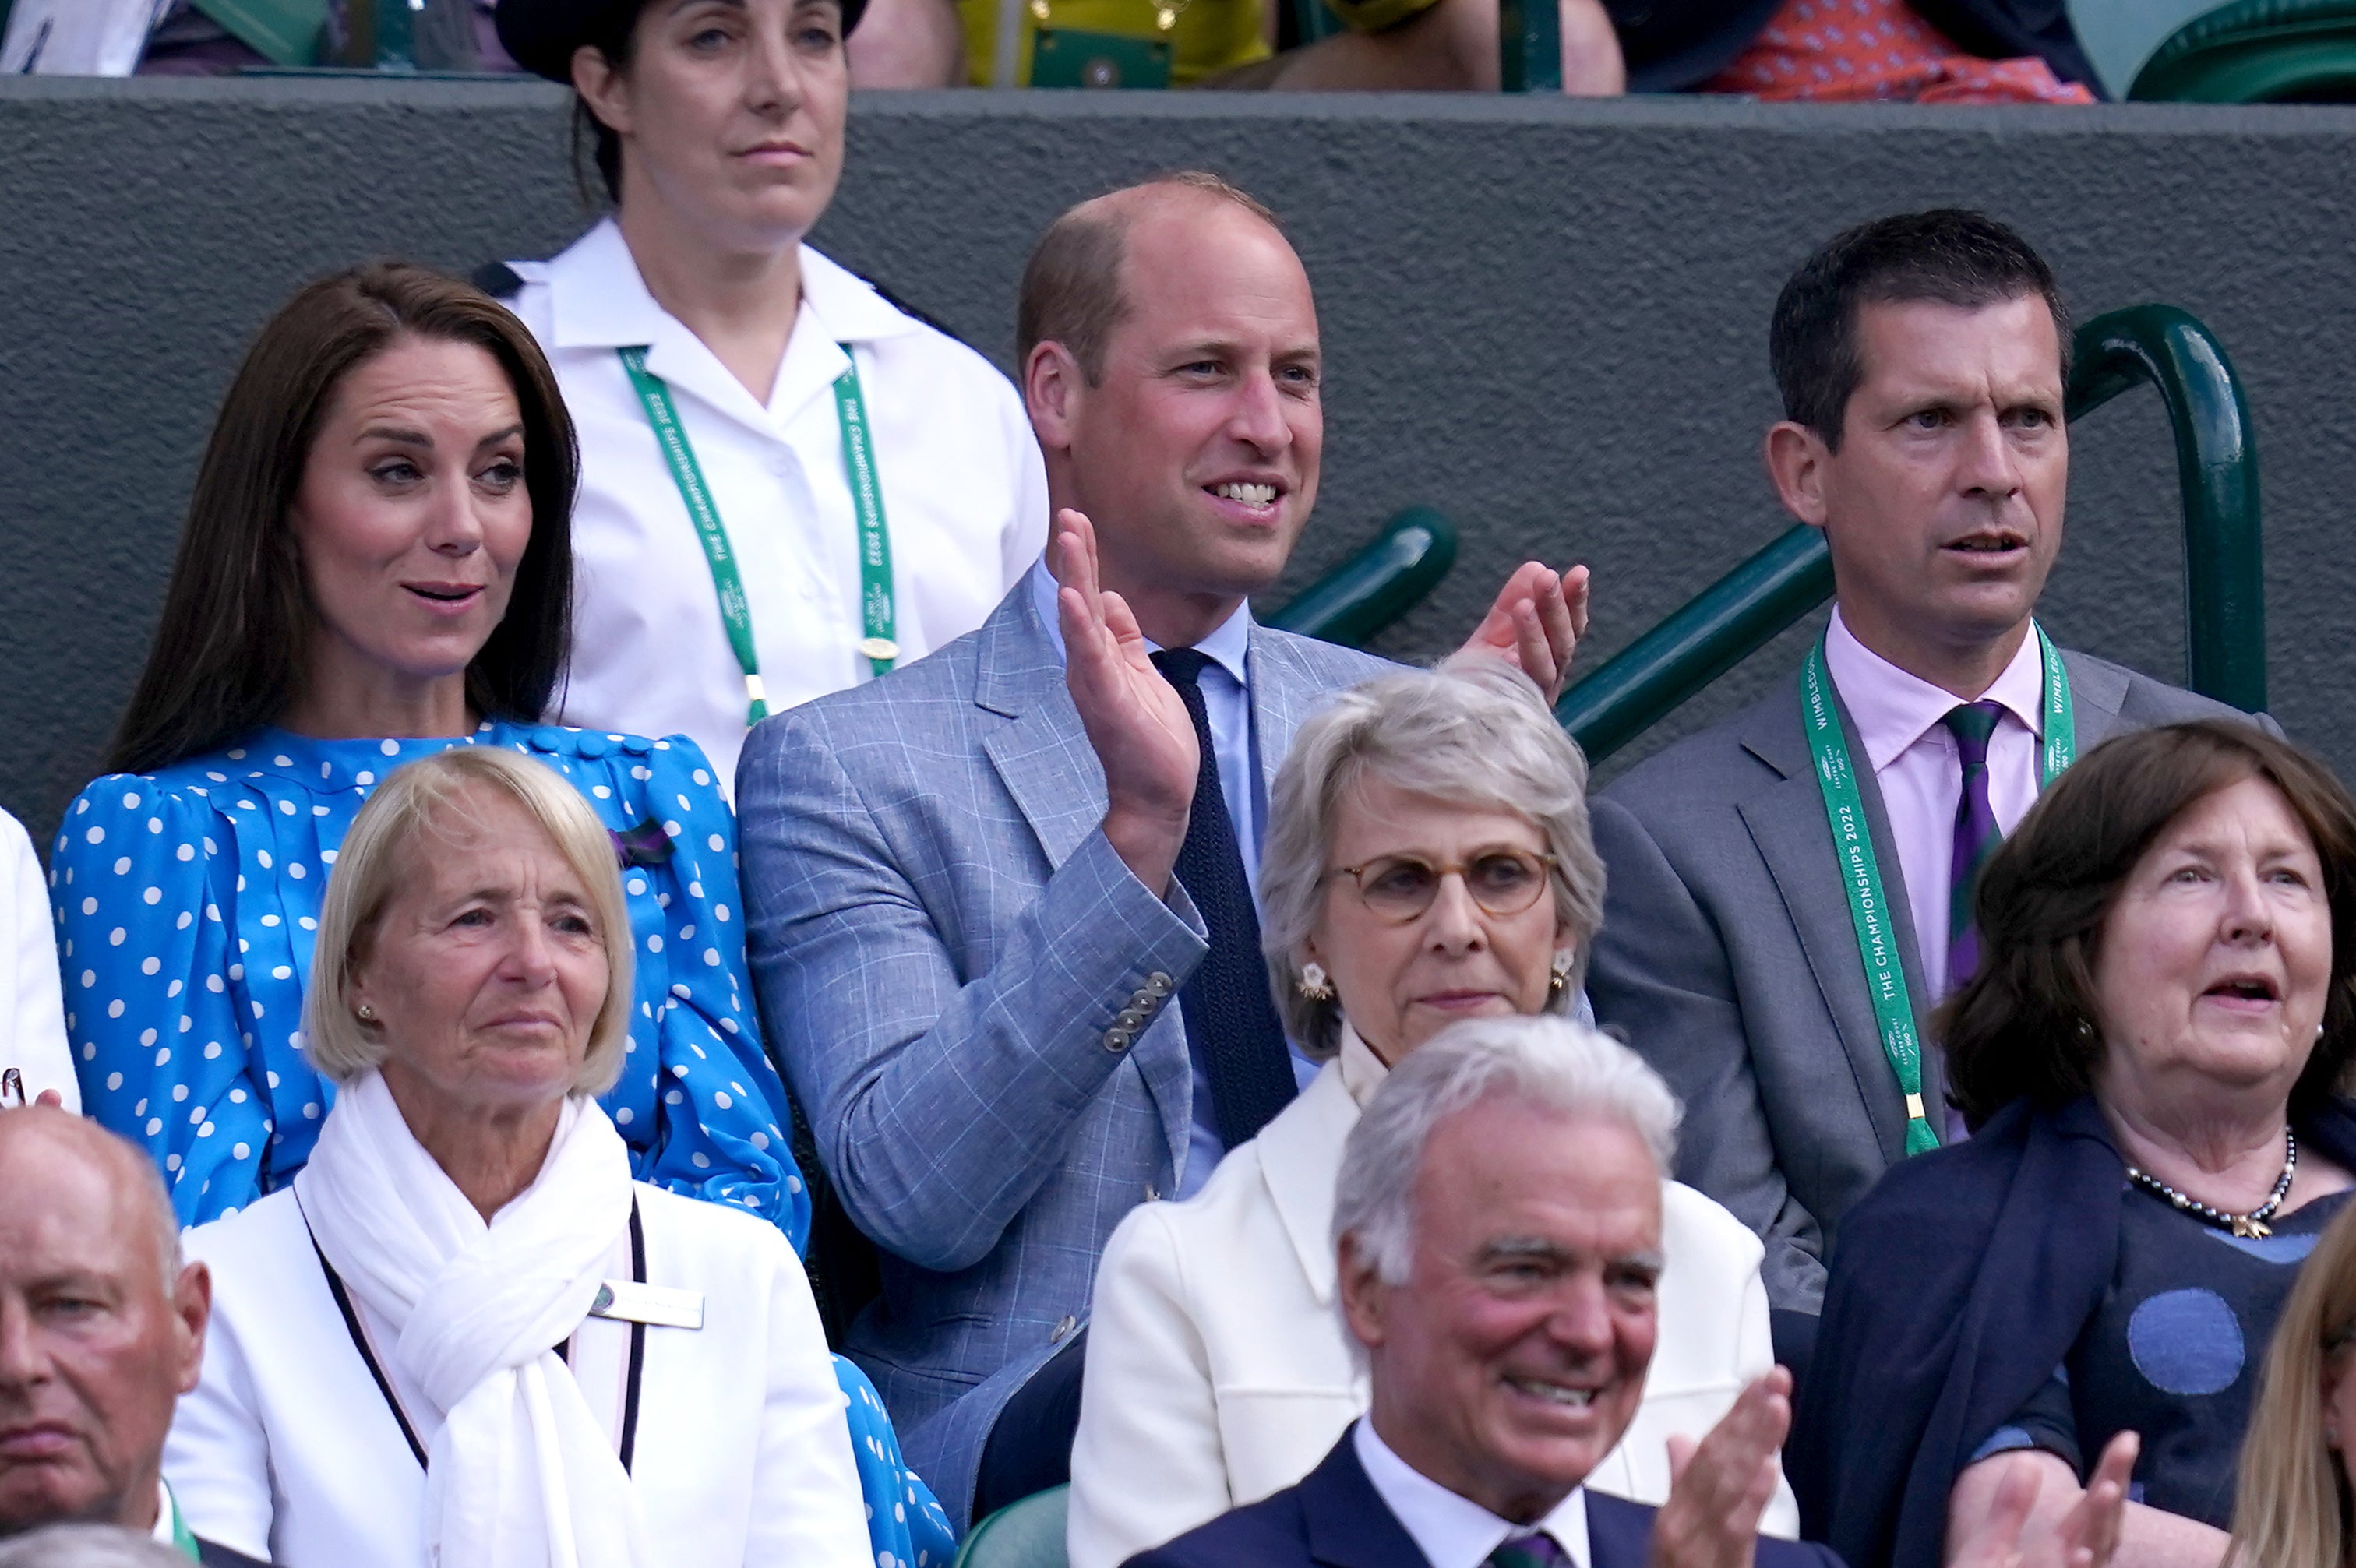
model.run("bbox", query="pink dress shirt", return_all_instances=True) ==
[1821,609,2047,999]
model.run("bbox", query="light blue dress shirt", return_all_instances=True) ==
[1028,560,1320,1195]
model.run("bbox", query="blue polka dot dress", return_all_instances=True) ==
[52,721,958,1567]
[54,722,803,1236]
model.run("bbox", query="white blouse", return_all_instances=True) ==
[164,1182,873,1568]
[506,219,1050,789]
[4,805,73,1110]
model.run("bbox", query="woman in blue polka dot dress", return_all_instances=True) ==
[1792,722,2356,1568]
[54,262,952,1566]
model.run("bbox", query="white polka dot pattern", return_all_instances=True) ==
[53,721,809,1247]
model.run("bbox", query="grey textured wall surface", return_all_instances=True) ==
[5,79,2356,847]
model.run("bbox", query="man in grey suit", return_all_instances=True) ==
[738,171,1585,1521]
[1585,210,2267,1362]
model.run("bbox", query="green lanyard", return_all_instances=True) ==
[1801,622,2075,1155]
[616,344,898,728]
[164,1482,201,1561]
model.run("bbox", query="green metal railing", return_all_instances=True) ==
[1268,506,1458,647]
[1499,0,1564,89]
[1554,304,2265,764]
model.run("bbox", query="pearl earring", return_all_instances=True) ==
[1549,950,1574,994]
[1297,963,1333,1002]
[356,1003,376,1023]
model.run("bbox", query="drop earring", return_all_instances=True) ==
[1297,963,1333,1002]
[1549,950,1574,994]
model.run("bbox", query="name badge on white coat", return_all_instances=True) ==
[589,1281,704,1330]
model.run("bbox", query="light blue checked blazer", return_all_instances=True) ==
[738,580,1390,1524]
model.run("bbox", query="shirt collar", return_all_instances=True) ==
[1354,1418,1588,1568]
[545,217,919,351]
[1024,555,1254,690]
[1822,607,2047,773]
[1338,1018,1388,1112]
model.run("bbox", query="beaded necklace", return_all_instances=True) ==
[2125,1129,2298,1239]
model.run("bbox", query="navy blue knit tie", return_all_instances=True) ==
[1152,648,1296,1148]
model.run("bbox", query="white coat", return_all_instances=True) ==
[1066,1056,1800,1568]
[507,219,1050,788]
[6,806,73,1109]
[163,1182,872,1568]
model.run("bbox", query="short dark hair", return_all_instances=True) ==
[1941,720,2356,1127]
[1016,171,1281,386]
[1769,209,2072,450]
[104,263,577,776]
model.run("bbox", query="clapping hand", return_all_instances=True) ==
[1053,509,1197,897]
[1952,1435,2137,1568]
[1648,1368,1793,1568]
[1451,562,1590,701]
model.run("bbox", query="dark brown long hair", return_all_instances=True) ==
[104,263,577,776]
[1940,720,2356,1128]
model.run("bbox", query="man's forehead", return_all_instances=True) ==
[0,1113,162,1276]
[1416,1104,1663,1247]
[1113,203,1315,336]
[1852,294,2062,400]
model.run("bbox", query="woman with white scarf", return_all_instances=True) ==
[160,747,872,1568]
[1065,662,1797,1566]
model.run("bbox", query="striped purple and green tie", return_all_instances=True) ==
[1487,1530,1573,1568]
[1943,700,2006,988]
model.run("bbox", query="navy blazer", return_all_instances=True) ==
[1126,1425,1846,1568]
[1791,1094,2356,1568]
[1607,0,2098,95]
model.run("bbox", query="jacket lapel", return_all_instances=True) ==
[976,585,1108,872]
[2057,647,2131,753]
[1257,1066,1363,1307]
[1735,681,1938,1162]
[1301,1429,1438,1568]
[1245,626,1321,803]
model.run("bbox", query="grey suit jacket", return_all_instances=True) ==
[738,580,1389,1521]
[1586,646,2270,1317]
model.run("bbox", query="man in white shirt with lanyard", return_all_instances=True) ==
[1584,209,2275,1370]
[0,1108,265,1567]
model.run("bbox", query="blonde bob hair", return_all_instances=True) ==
[1258,661,1605,1057]
[2229,1200,2356,1568]
[304,747,634,1095]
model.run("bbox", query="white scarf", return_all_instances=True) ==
[294,1071,653,1568]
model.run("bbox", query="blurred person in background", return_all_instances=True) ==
[1068,663,1797,1568]
[490,0,1048,789]
[2227,1200,2356,1568]
[0,1527,206,1568]
[0,805,72,1113]
[1793,721,2356,1568]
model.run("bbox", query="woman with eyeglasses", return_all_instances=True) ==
[1062,662,1792,1568]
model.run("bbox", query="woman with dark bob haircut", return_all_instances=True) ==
[1793,718,2356,1568]
[50,262,952,1561]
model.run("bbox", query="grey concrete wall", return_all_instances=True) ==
[5,79,2356,847]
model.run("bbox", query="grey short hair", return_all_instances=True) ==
[1260,661,1604,1055]
[1332,1014,1680,1288]
[0,1526,191,1566]
[304,748,633,1096]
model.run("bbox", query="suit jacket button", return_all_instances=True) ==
[1145,1183,1161,1201]
[1103,1027,1132,1052]
[1051,1316,1077,1342]
[1116,1008,1145,1032]
[1146,972,1173,996]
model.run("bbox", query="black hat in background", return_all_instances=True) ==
[495,0,869,84]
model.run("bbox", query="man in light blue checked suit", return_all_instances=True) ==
[738,173,1588,1525]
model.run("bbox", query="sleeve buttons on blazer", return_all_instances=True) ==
[1115,1008,1146,1033]
[1103,1027,1133,1052]
[1050,1316,1078,1343]
[1146,972,1174,997]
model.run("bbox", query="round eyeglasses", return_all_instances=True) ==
[1327,851,1558,924]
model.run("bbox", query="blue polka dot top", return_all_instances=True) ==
[51,721,811,1246]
